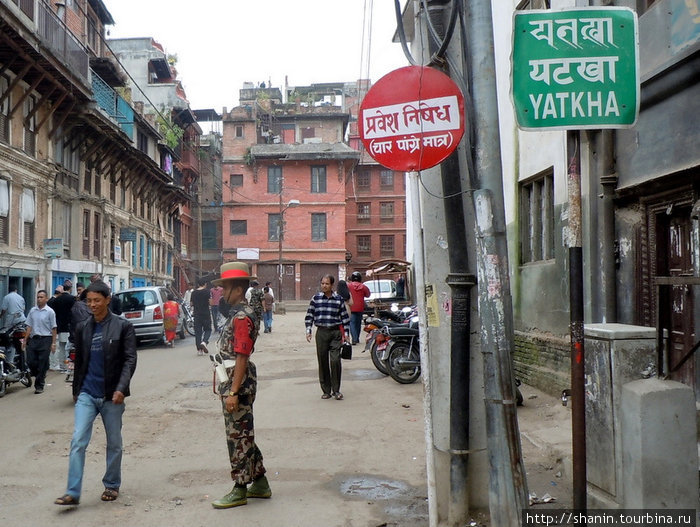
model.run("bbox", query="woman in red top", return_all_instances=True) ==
[162,293,179,347]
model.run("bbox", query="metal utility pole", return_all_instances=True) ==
[567,130,587,510]
[463,0,528,524]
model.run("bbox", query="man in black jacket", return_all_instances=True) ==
[54,281,137,506]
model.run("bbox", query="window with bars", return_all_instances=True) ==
[93,212,101,258]
[519,170,555,264]
[357,202,371,224]
[267,166,281,194]
[23,95,36,157]
[311,213,327,241]
[0,75,9,144]
[380,201,394,223]
[268,213,281,241]
[21,188,35,249]
[356,170,370,190]
[357,235,371,255]
[380,170,394,190]
[380,235,395,257]
[230,174,243,187]
[311,166,326,193]
[82,209,90,257]
[0,179,9,245]
[202,220,217,249]
[230,219,247,235]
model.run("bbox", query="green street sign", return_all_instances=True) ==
[512,7,639,130]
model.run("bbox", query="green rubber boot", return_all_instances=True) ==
[246,475,272,499]
[211,486,247,509]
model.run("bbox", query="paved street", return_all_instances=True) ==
[0,309,572,526]
[0,311,429,527]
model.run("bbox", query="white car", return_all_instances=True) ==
[113,286,184,344]
[365,279,397,301]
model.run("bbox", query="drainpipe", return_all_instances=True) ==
[599,130,617,323]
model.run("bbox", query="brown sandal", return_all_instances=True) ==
[55,494,80,506]
[101,488,119,501]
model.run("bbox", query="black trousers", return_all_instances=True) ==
[315,327,342,395]
[27,336,52,390]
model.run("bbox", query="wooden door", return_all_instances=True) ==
[657,206,696,387]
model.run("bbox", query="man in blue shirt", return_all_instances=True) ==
[54,281,137,506]
[305,275,350,400]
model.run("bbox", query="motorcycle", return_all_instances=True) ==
[362,306,417,376]
[383,316,421,384]
[0,322,32,397]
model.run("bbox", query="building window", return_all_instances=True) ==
[137,130,148,154]
[0,179,9,244]
[93,211,101,258]
[82,209,90,257]
[229,174,243,187]
[357,235,371,255]
[53,200,71,258]
[84,165,92,193]
[110,224,117,263]
[267,166,282,194]
[268,213,281,241]
[23,94,36,157]
[202,220,217,249]
[380,170,394,190]
[311,166,326,193]
[235,125,243,138]
[357,203,371,224]
[229,219,247,235]
[380,235,395,257]
[22,188,35,248]
[95,172,102,198]
[356,170,370,190]
[139,235,145,269]
[311,213,327,241]
[380,201,394,223]
[0,75,9,143]
[520,170,554,264]
[87,14,99,52]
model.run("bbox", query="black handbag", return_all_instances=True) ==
[340,342,352,360]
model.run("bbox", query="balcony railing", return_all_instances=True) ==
[36,1,88,82]
[91,69,134,138]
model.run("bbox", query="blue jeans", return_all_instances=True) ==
[263,310,273,331]
[66,392,125,498]
[350,312,363,344]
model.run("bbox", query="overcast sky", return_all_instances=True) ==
[104,1,408,112]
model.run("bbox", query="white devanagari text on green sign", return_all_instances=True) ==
[512,8,639,130]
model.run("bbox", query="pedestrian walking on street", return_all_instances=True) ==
[54,280,137,507]
[23,290,57,394]
[245,281,264,332]
[210,285,224,332]
[48,284,75,371]
[347,271,370,345]
[163,293,179,347]
[210,262,271,509]
[191,278,212,355]
[262,286,274,333]
[305,275,350,400]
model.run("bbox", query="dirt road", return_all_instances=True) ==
[0,310,570,526]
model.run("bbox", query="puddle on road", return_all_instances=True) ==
[340,476,410,500]
[337,475,428,525]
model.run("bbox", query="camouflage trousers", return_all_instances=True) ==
[220,360,266,485]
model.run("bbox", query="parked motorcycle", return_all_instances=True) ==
[0,322,31,397]
[362,306,417,376]
[384,316,421,384]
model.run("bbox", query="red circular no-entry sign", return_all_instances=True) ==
[359,66,465,172]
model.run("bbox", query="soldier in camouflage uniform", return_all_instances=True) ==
[210,262,270,510]
[246,281,264,332]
